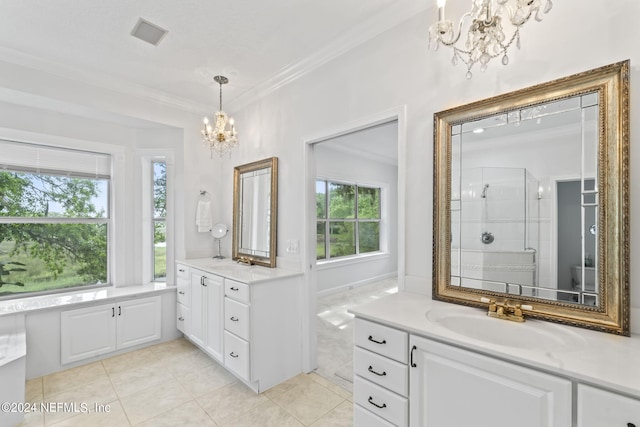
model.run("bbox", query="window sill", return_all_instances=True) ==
[316,252,390,270]
[0,283,175,317]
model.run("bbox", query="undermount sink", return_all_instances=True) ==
[426,306,587,351]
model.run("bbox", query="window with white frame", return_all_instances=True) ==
[152,161,166,281]
[0,140,111,297]
[316,180,381,260]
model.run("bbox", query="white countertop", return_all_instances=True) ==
[177,258,303,284]
[350,292,640,399]
[0,283,174,316]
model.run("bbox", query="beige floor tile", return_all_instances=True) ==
[178,363,237,398]
[15,410,44,427]
[101,346,159,376]
[269,375,346,425]
[263,373,310,400]
[197,382,267,425]
[44,377,118,426]
[310,401,353,427]
[149,338,198,361]
[26,378,44,402]
[219,400,303,427]
[136,400,217,427]
[43,362,108,398]
[109,360,175,398]
[44,400,129,427]
[308,373,352,401]
[119,379,192,425]
[159,349,216,378]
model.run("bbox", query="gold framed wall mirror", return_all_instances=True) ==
[232,157,278,268]
[433,61,630,335]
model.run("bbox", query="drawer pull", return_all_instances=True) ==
[229,352,239,358]
[230,286,239,291]
[368,335,387,345]
[230,316,239,322]
[411,345,417,367]
[368,396,387,409]
[368,366,387,377]
[178,269,185,272]
[178,316,184,321]
[627,424,636,427]
[178,291,185,295]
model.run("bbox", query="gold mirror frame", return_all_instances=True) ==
[433,61,630,335]
[232,157,278,268]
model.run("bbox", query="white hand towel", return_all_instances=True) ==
[196,200,212,232]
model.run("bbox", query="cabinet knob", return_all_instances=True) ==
[178,316,184,321]
[627,423,636,427]
[178,291,185,295]
[178,269,185,272]
[229,352,239,358]
[230,287,239,291]
[230,316,239,322]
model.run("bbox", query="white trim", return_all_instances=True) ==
[302,105,407,373]
[316,271,398,298]
[316,252,390,270]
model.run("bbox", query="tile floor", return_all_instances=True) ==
[16,279,397,427]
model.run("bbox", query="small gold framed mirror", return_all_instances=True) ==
[232,157,278,268]
[433,61,630,335]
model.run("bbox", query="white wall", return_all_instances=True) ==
[0,0,638,334]
[314,143,398,294]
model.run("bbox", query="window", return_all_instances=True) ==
[152,161,166,281]
[316,180,381,260]
[0,140,111,297]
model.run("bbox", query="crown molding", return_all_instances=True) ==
[226,2,429,113]
[0,46,211,116]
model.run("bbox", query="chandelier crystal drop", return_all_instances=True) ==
[428,0,552,78]
[201,75,238,157]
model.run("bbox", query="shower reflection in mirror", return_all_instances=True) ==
[450,91,599,306]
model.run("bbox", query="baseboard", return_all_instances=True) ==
[317,272,397,297]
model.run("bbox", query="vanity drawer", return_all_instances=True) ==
[577,384,640,427]
[225,279,250,304]
[176,278,190,307]
[176,303,190,335]
[355,318,408,363]
[354,376,408,427]
[176,263,189,280]
[354,346,408,396]
[224,298,250,340]
[224,331,250,381]
[354,403,396,427]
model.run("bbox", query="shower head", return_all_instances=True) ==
[481,183,490,198]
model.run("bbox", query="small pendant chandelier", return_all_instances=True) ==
[201,75,238,157]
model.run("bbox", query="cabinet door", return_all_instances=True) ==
[203,273,224,361]
[61,303,116,364]
[116,296,161,350]
[189,271,206,347]
[578,384,640,427]
[409,335,572,427]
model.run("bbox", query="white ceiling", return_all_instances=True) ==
[0,0,427,116]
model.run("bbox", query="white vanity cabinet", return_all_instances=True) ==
[577,384,640,427]
[188,268,223,362]
[176,259,302,393]
[61,295,161,364]
[353,318,409,426]
[409,334,572,427]
[175,263,190,335]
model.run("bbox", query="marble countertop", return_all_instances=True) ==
[0,283,174,316]
[177,258,303,284]
[349,292,640,399]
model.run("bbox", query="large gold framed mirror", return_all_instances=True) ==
[232,157,278,268]
[433,61,630,335]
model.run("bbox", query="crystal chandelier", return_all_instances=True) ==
[201,75,238,157]
[428,0,553,79]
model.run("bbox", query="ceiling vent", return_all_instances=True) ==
[130,18,168,46]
